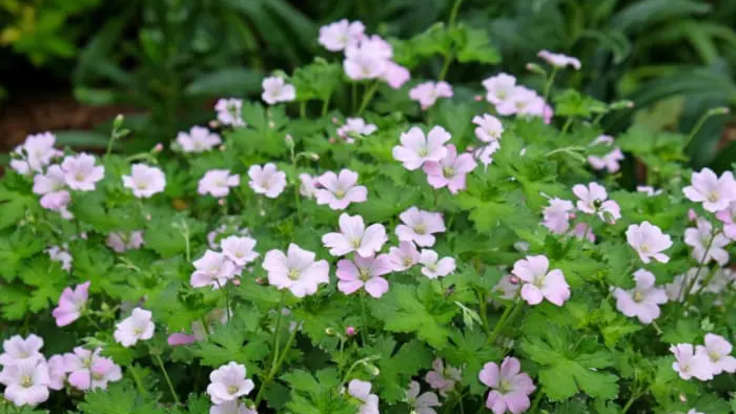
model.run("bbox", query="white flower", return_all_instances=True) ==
[684,218,730,265]
[214,98,245,127]
[122,164,166,198]
[113,308,155,347]
[348,379,380,414]
[318,19,365,51]
[206,362,255,404]
[176,126,222,153]
[406,381,440,414]
[261,77,296,105]
[626,221,673,264]
[198,170,240,198]
[248,163,287,198]
[419,250,455,279]
[61,153,105,191]
[683,168,736,212]
[0,359,50,406]
[220,236,258,267]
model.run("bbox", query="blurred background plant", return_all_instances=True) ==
[1,0,736,167]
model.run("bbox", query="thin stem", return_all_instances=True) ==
[271,292,287,368]
[560,117,574,135]
[299,101,306,119]
[321,96,330,116]
[684,107,729,148]
[351,83,357,113]
[152,353,180,406]
[529,390,543,412]
[486,300,519,345]
[542,67,558,103]
[128,365,146,395]
[447,0,464,28]
[621,391,641,414]
[679,231,716,303]
[438,52,453,81]
[255,321,299,406]
[357,82,379,115]
[224,284,231,325]
[359,292,369,345]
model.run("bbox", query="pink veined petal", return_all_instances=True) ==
[500,357,521,377]
[345,185,368,203]
[541,269,570,306]
[504,391,532,414]
[336,259,359,281]
[338,279,364,295]
[478,362,500,387]
[364,277,389,298]
[486,390,508,414]
[520,284,544,305]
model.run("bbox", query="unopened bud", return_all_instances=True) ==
[153,143,163,153]
[331,117,339,124]
[525,63,547,76]
[365,364,380,376]
[285,134,294,147]
[609,100,635,110]
[268,120,275,129]
[328,137,336,144]
[325,327,336,336]
[113,114,124,129]
[218,199,226,206]
[474,95,483,102]
[219,144,226,152]
[345,326,356,337]
[209,120,220,129]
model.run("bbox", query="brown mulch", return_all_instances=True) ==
[0,94,135,153]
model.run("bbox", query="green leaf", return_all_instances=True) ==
[185,67,262,96]
[452,25,501,64]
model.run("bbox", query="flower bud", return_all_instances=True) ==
[152,143,163,153]
[345,326,356,337]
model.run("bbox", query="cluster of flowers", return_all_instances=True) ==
[671,333,736,381]
[10,132,105,219]
[319,19,410,89]
[0,333,121,406]
[541,181,623,241]
[190,235,259,289]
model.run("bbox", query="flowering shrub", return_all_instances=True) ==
[1,15,736,414]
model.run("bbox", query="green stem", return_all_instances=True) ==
[351,83,357,113]
[447,0,464,28]
[321,96,330,117]
[299,101,306,119]
[152,353,180,406]
[486,300,519,345]
[621,392,641,414]
[438,52,454,81]
[529,390,543,412]
[254,321,299,406]
[684,107,729,148]
[542,67,558,103]
[128,365,146,395]
[271,292,287,368]
[359,292,369,345]
[357,82,379,115]
[679,231,716,303]
[560,117,574,135]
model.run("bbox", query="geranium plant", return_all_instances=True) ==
[0,11,735,414]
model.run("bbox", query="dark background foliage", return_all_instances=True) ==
[1,0,735,167]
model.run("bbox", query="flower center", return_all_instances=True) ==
[418,147,428,157]
[414,223,427,235]
[403,256,413,266]
[21,375,33,388]
[335,189,345,199]
[707,192,719,203]
[709,351,720,362]
[639,244,650,254]
[442,166,455,178]
[75,172,85,182]
[351,238,362,248]
[633,290,644,303]
[498,378,512,393]
[134,327,143,335]
[287,268,301,280]
[228,385,239,395]
[358,267,371,281]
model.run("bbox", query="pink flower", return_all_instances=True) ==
[198,169,240,198]
[512,255,570,306]
[423,144,477,194]
[122,164,166,198]
[0,335,44,366]
[106,230,144,253]
[343,35,393,81]
[113,307,155,347]
[406,381,441,414]
[636,186,661,196]
[572,182,621,223]
[393,126,451,170]
[214,98,245,127]
[382,61,411,89]
[684,218,729,265]
[626,221,672,264]
[482,73,517,105]
[262,243,329,297]
[495,86,539,116]
[569,222,595,242]
[52,281,90,327]
[670,343,713,381]
[348,379,380,414]
[210,400,257,414]
[409,81,453,110]
[13,132,62,173]
[337,117,377,143]
[299,173,319,198]
[0,359,50,406]
[176,126,222,153]
[387,241,420,271]
[612,269,667,324]
[425,359,462,396]
[220,236,258,267]
[473,114,504,143]
[697,333,736,375]
[61,153,105,191]
[47,245,72,272]
[168,333,197,347]
[33,164,71,212]
[542,198,574,234]
[314,169,367,210]
[336,254,392,298]
[206,362,255,404]
[494,274,521,300]
[474,142,501,168]
[396,207,445,246]
[261,76,296,105]
[478,357,536,414]
[322,213,387,257]
[537,50,581,69]
[716,202,736,239]
[191,250,238,289]
[46,355,66,391]
[248,163,286,198]
[587,135,624,173]
[318,19,365,51]
[683,168,736,212]
[419,249,455,279]
[64,347,121,391]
